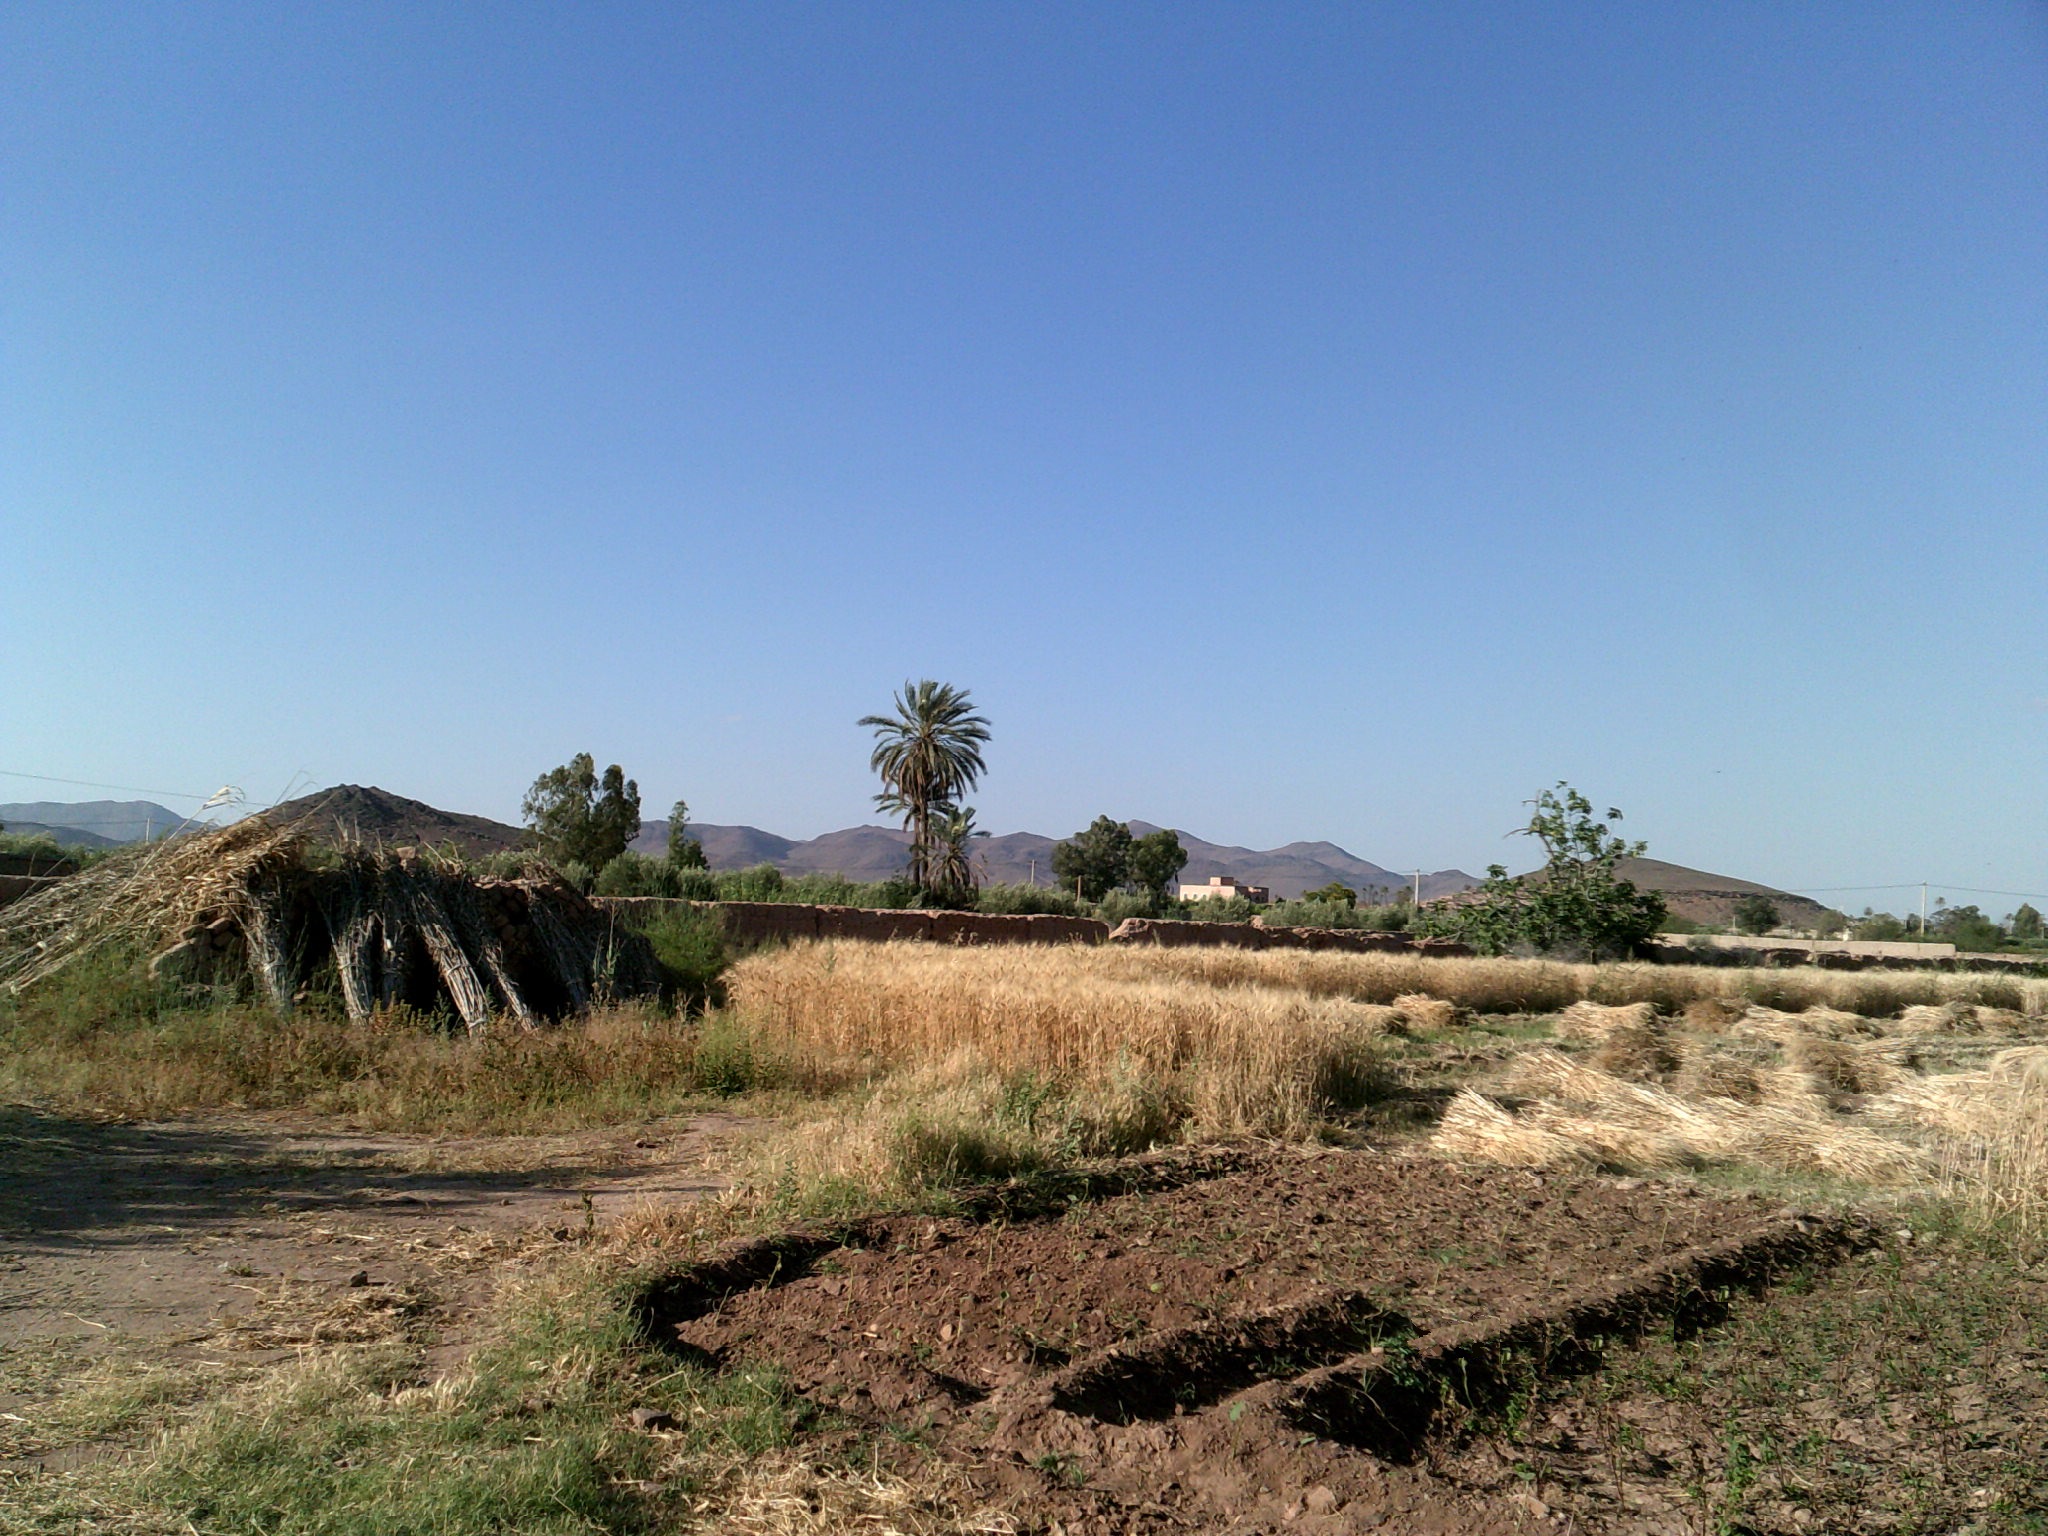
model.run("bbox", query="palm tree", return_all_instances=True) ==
[930,804,988,905]
[859,680,991,891]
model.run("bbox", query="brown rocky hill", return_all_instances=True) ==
[1508,856,1831,931]
[265,785,528,856]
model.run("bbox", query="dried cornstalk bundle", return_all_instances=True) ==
[0,819,658,1029]
[0,819,306,994]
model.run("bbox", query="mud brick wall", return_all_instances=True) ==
[592,899,1473,956]
[1104,918,1472,957]
[593,899,1112,949]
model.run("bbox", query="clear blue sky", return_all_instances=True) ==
[5,3,2044,911]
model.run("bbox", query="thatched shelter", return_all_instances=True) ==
[0,818,659,1031]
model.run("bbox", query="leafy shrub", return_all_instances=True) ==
[593,851,681,898]
[1422,783,1665,959]
[1261,898,1411,932]
[975,883,1083,917]
[625,903,729,1012]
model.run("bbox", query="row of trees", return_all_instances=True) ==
[1848,901,2044,951]
[520,690,1677,958]
[519,753,699,877]
[1049,816,1188,903]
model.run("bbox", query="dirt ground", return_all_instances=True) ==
[7,1113,2045,1534]
[0,1104,754,1468]
[656,1146,2048,1536]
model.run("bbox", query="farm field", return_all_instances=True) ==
[3,938,2047,1533]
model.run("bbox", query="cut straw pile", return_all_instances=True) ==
[0,818,305,995]
[1434,1048,1922,1181]
[1869,1047,2048,1238]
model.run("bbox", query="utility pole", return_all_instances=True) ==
[1921,882,1929,936]
[1413,870,1422,907]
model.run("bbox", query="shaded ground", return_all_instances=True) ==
[0,1105,752,1468]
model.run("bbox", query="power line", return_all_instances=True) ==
[1786,882,2048,906]
[0,768,226,802]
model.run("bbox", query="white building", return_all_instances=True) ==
[1180,874,1272,904]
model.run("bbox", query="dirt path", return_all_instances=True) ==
[0,1105,755,1418]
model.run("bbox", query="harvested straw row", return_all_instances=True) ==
[1867,1048,2048,1240]
[1436,1050,1921,1181]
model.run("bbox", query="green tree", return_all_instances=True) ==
[521,753,641,870]
[1933,903,2005,953]
[859,679,991,892]
[1811,908,1848,939]
[1425,783,1666,958]
[1052,815,1134,902]
[1731,894,1781,935]
[1128,828,1189,903]
[2011,903,2044,945]
[666,799,707,869]
[1301,881,1358,908]
[929,805,988,906]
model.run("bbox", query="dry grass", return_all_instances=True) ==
[673,1457,1018,1535]
[1027,944,2048,1019]
[1870,1048,2048,1244]
[0,984,753,1132]
[729,942,1396,1144]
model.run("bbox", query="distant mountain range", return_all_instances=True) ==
[0,800,190,845]
[10,787,1832,925]
[632,817,1477,902]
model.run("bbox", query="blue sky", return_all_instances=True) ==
[5,3,2044,910]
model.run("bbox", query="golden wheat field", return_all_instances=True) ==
[727,940,2048,1237]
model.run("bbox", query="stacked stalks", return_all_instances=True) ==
[0,819,305,995]
[0,822,659,1029]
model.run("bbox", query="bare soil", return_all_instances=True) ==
[0,1104,753,1466]
[655,1146,1904,1534]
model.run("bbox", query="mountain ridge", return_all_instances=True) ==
[0,800,190,844]
[15,789,1829,921]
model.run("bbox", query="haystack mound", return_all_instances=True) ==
[1391,993,1469,1032]
[1740,1004,1880,1040]
[0,819,658,1031]
[1555,999,1658,1042]
[1681,996,1746,1033]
